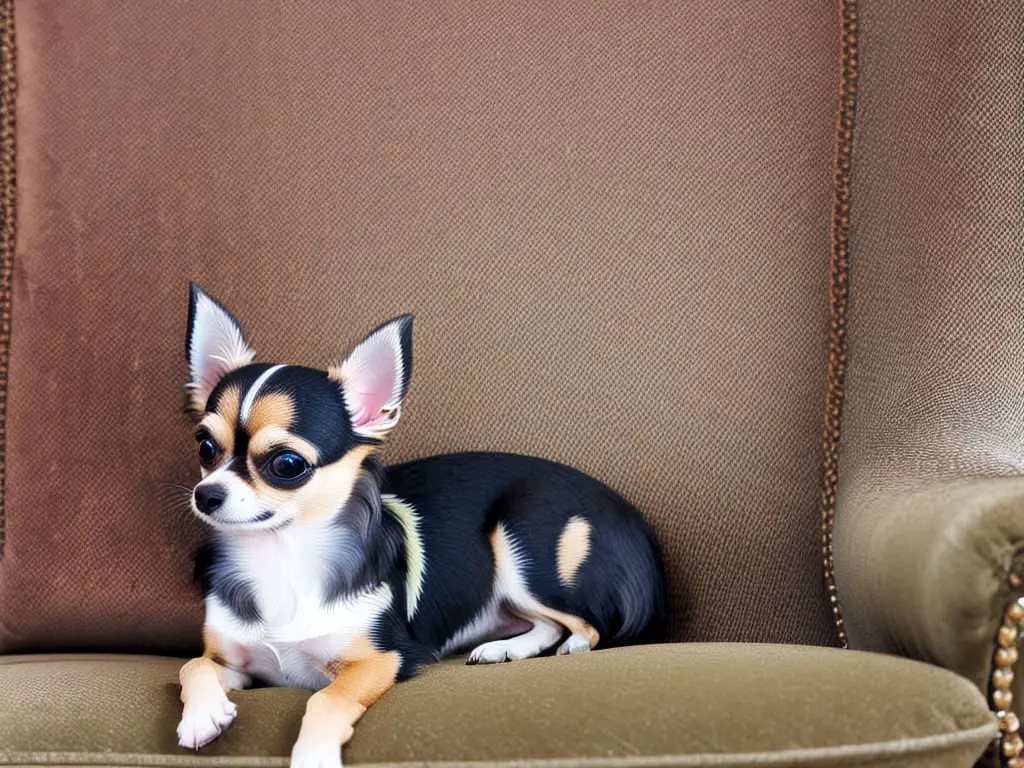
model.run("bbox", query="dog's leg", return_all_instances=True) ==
[177,630,252,750]
[488,522,601,662]
[467,616,563,664]
[556,633,593,655]
[533,603,600,653]
[290,636,400,768]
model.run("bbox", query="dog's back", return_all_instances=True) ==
[383,452,667,663]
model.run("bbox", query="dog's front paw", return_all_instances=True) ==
[290,741,343,768]
[177,695,238,750]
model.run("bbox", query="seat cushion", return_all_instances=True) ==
[0,644,996,767]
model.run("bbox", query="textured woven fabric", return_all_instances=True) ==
[1,0,842,653]
[835,477,1024,727]
[832,0,1024,704]
[0,645,997,767]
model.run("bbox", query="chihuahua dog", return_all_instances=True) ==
[176,284,666,768]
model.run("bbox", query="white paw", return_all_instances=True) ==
[556,633,592,655]
[177,696,237,750]
[467,642,509,664]
[290,741,343,768]
[467,639,544,664]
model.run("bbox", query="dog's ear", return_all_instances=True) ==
[185,283,255,414]
[329,314,414,439]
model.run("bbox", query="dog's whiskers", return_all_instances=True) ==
[157,483,197,523]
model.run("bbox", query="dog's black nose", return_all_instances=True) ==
[194,484,226,515]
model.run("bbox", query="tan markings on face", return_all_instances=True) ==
[215,385,241,425]
[197,413,234,459]
[251,444,375,523]
[297,635,400,751]
[245,391,295,435]
[197,385,241,456]
[556,516,592,586]
[248,425,320,466]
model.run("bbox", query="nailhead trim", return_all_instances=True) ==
[820,0,858,649]
[0,0,15,558]
[992,583,1024,768]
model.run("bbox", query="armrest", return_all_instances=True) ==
[829,1,1022,761]
[835,476,1024,693]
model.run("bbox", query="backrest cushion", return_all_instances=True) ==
[1,1,841,653]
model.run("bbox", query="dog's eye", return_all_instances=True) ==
[195,431,219,466]
[268,451,310,482]
[198,440,217,464]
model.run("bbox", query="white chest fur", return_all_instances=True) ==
[203,523,393,690]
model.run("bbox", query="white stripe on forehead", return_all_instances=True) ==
[239,364,287,425]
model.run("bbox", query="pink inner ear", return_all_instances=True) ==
[343,335,400,427]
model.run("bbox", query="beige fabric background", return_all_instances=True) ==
[2,0,840,654]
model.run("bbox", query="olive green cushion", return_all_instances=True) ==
[0,644,995,767]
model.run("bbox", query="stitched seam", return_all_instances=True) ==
[0,0,15,558]
[0,723,998,767]
[820,0,858,649]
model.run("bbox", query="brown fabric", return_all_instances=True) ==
[832,0,1024,686]
[0,645,998,767]
[0,0,15,555]
[2,1,842,653]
